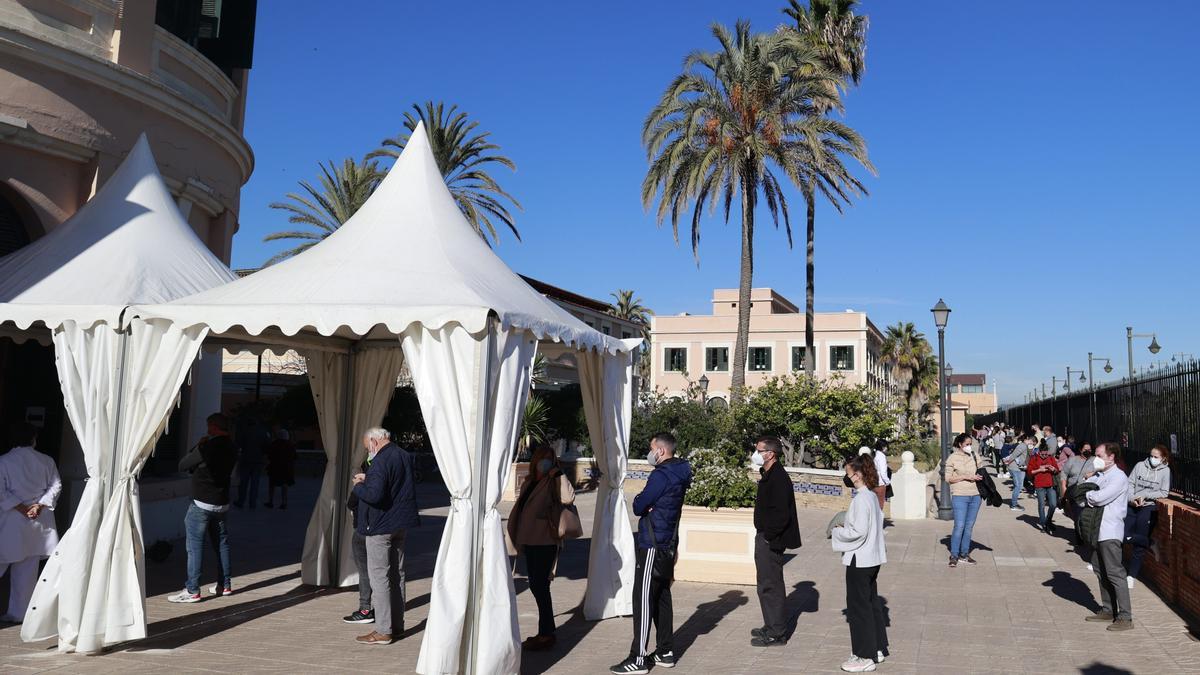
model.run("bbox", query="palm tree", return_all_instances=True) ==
[263,157,382,265]
[784,1,873,375]
[642,21,847,402]
[368,101,521,245]
[610,289,654,340]
[880,322,931,431]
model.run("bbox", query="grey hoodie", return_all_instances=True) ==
[1126,458,1171,502]
[1007,443,1030,470]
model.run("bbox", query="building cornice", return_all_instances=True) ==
[0,26,254,183]
[0,112,95,162]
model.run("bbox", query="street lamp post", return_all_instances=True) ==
[698,374,710,406]
[1086,353,1113,442]
[931,300,953,521]
[1126,326,1161,381]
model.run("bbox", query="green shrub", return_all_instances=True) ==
[683,440,756,510]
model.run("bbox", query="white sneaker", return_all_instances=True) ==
[1127,576,1136,589]
[167,589,202,603]
[208,584,234,597]
[1087,563,1094,572]
[841,656,877,672]
[875,651,886,663]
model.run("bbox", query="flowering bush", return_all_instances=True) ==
[684,443,756,510]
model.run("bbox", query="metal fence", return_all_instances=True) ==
[976,360,1200,502]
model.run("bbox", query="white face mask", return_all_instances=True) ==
[646,448,660,467]
[750,451,765,467]
[1092,457,1106,472]
[962,444,974,454]
[1149,457,1162,468]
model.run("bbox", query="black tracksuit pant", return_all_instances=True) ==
[629,547,675,662]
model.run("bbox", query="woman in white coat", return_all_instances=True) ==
[832,453,888,673]
[0,423,61,623]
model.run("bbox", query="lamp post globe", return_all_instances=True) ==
[1149,336,1161,354]
[698,374,710,404]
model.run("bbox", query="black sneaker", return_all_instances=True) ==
[751,634,787,647]
[609,656,649,674]
[653,650,677,668]
[961,556,978,566]
[750,626,768,638]
[343,608,375,624]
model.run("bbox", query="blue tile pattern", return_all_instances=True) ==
[792,481,845,496]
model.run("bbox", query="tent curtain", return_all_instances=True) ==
[300,347,404,587]
[578,348,637,620]
[407,322,535,675]
[22,318,207,652]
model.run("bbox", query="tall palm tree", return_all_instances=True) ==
[263,157,383,265]
[784,0,873,375]
[368,101,521,245]
[880,322,934,432]
[642,21,846,402]
[610,289,654,340]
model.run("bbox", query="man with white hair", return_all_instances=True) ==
[349,427,420,645]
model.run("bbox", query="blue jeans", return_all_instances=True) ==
[1124,503,1157,578]
[1008,467,1026,507]
[950,495,982,558]
[185,503,231,593]
[1035,486,1058,528]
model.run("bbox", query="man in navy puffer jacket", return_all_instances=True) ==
[610,432,693,675]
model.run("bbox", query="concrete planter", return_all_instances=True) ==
[673,505,757,585]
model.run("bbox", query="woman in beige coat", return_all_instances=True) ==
[507,444,575,651]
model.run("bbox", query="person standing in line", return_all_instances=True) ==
[864,443,890,510]
[945,433,983,568]
[233,415,271,510]
[1083,443,1133,631]
[1028,441,1061,534]
[170,413,237,602]
[507,443,576,651]
[351,428,420,645]
[989,427,1006,471]
[1042,426,1058,458]
[749,436,801,648]
[1061,444,1093,520]
[0,423,61,623]
[342,453,374,625]
[833,453,888,673]
[610,433,692,675]
[263,425,296,510]
[1004,435,1030,511]
[1124,445,1171,588]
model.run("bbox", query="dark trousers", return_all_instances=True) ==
[524,544,558,636]
[754,533,787,638]
[845,557,888,661]
[1092,539,1132,621]
[235,462,262,509]
[629,547,674,662]
[352,531,372,611]
[1124,504,1158,579]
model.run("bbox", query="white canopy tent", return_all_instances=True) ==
[106,123,638,673]
[0,135,237,652]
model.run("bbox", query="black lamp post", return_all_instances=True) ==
[698,374,710,405]
[931,299,953,521]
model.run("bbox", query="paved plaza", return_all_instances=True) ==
[2,477,1198,674]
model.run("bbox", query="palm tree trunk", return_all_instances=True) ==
[804,196,816,375]
[730,170,755,403]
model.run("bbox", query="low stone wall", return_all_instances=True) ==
[1136,497,1200,623]
[625,461,864,514]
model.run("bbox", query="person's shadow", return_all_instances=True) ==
[1042,570,1101,611]
[938,535,994,552]
[673,589,749,656]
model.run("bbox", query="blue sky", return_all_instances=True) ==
[232,1,1199,406]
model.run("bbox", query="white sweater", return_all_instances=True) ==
[832,488,887,567]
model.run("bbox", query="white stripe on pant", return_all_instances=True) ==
[638,548,655,658]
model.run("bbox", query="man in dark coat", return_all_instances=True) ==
[750,435,802,647]
[349,427,420,645]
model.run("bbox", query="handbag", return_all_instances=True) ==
[550,474,583,541]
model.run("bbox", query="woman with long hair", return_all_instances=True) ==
[507,443,576,651]
[832,454,888,672]
[945,432,984,567]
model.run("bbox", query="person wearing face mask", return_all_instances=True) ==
[611,433,692,675]
[507,443,576,650]
[1083,442,1133,631]
[945,433,984,567]
[1061,444,1094,522]
[1003,435,1030,511]
[832,454,888,672]
[1027,440,1061,534]
[749,436,801,648]
[1123,445,1171,588]
[349,427,420,645]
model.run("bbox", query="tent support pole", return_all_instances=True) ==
[107,321,132,505]
[465,319,496,675]
[331,346,357,585]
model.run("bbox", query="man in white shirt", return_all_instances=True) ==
[1083,442,1132,631]
[0,423,61,623]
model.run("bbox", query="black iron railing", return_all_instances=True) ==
[977,360,1200,502]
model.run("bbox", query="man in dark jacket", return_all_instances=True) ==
[169,413,237,603]
[611,432,693,675]
[350,428,420,645]
[750,435,801,647]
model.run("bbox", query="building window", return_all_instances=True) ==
[960,384,984,393]
[621,331,632,339]
[748,347,772,371]
[705,347,729,372]
[790,346,814,371]
[664,348,687,372]
[830,345,855,371]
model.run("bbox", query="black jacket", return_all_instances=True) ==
[754,461,802,550]
[347,458,371,530]
[179,435,237,506]
[1067,482,1103,545]
[975,468,1003,507]
[351,443,421,535]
